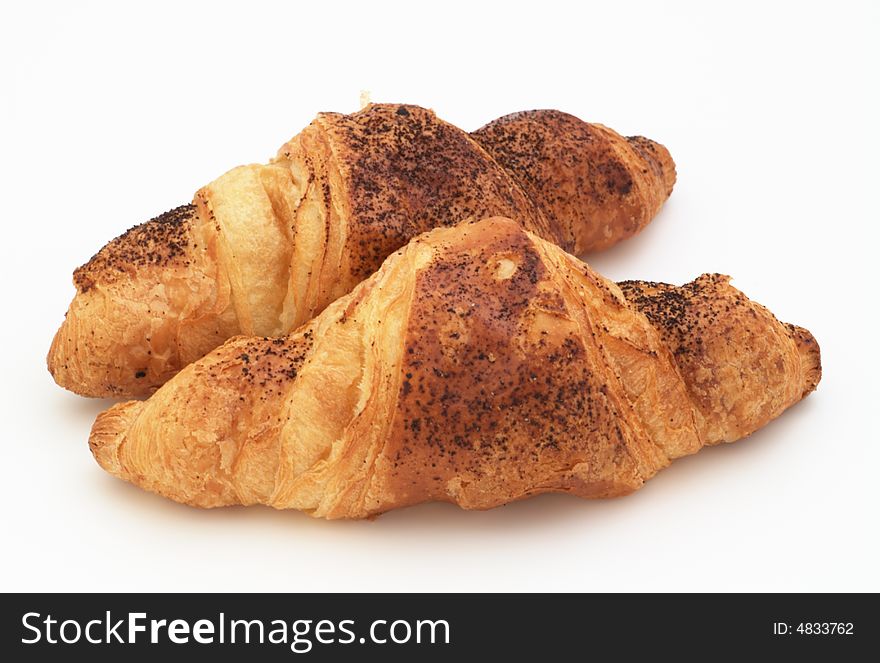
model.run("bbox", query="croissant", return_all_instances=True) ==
[48,104,675,398]
[89,217,820,519]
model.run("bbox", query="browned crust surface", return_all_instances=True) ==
[316,104,555,280]
[377,219,647,511]
[619,276,821,443]
[52,105,676,398]
[73,205,196,293]
[89,218,820,519]
[472,110,675,253]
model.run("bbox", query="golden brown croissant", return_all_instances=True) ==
[89,217,820,519]
[48,104,675,398]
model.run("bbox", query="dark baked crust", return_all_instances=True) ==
[73,205,196,293]
[382,219,645,509]
[619,275,821,443]
[53,105,676,399]
[90,218,821,518]
[472,110,676,253]
[317,104,554,279]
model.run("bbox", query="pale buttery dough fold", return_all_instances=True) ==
[89,217,820,519]
[49,104,676,397]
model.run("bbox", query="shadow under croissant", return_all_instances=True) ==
[51,390,128,439]
[91,396,818,532]
[580,196,676,276]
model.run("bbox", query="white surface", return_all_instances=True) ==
[1,0,878,592]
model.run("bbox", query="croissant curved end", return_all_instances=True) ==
[47,204,227,398]
[627,136,677,197]
[89,401,144,479]
[48,288,167,398]
[788,323,822,397]
[648,139,677,197]
[47,312,82,393]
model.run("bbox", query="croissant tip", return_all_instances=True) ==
[788,324,822,396]
[646,138,676,197]
[46,328,61,378]
[627,135,676,197]
[47,318,81,393]
[89,401,144,478]
[46,310,113,398]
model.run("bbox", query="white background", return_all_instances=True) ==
[2,0,878,592]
